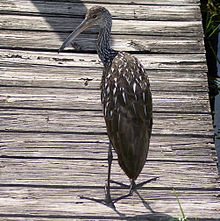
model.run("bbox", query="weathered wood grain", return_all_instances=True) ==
[0,62,208,80]
[0,187,219,219]
[0,50,210,113]
[0,109,213,136]
[16,0,201,6]
[0,63,209,91]
[0,30,205,53]
[0,49,208,71]
[76,0,201,4]
[0,1,201,21]
[0,132,216,161]
[0,0,218,219]
[0,14,203,37]
[0,158,218,188]
[0,86,211,113]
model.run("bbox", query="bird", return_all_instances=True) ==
[58,6,155,206]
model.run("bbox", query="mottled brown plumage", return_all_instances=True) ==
[59,6,154,206]
[101,52,152,180]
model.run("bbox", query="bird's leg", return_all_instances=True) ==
[129,179,136,194]
[80,141,116,208]
[106,179,135,203]
[104,141,114,205]
[104,142,131,206]
[106,177,159,203]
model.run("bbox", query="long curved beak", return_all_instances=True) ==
[58,18,91,53]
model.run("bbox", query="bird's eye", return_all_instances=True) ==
[93,14,97,19]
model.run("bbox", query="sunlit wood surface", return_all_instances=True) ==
[0,0,219,220]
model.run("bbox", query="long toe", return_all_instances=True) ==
[135,177,159,189]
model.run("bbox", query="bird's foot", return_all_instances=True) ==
[79,195,116,209]
[79,177,159,208]
[79,183,130,209]
[110,176,159,195]
[133,176,159,191]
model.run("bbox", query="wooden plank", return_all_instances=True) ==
[0,1,202,21]
[73,0,201,5]
[0,109,213,136]
[0,86,211,113]
[0,75,208,92]
[0,158,218,188]
[0,64,209,91]
[0,187,219,219]
[0,14,203,37]
[18,0,201,6]
[0,132,215,161]
[0,50,208,71]
[0,49,210,112]
[0,30,205,54]
[0,0,218,220]
[0,62,208,82]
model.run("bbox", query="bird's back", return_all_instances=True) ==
[101,52,152,180]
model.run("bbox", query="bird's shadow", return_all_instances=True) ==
[134,189,156,213]
[116,189,174,220]
[80,186,174,220]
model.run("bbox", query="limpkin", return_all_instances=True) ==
[59,6,155,206]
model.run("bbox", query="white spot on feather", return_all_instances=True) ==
[114,78,117,88]
[142,92,146,102]
[106,86,110,95]
[104,106,107,116]
[144,106,147,117]
[106,101,109,108]
[122,92,126,104]
[133,82,137,93]
[113,87,116,95]
[114,96,117,105]
[118,113,121,129]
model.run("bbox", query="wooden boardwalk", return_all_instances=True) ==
[0,0,219,220]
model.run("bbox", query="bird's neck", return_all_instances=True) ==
[97,19,118,67]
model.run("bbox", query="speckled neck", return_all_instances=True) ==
[96,12,118,67]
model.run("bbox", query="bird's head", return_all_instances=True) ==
[58,6,111,53]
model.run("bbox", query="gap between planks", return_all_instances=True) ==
[0,14,204,37]
[0,30,205,54]
[0,1,202,21]
[0,158,218,188]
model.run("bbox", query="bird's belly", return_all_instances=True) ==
[104,104,150,180]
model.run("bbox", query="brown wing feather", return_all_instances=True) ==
[101,52,152,180]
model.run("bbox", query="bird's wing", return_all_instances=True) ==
[101,52,152,179]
